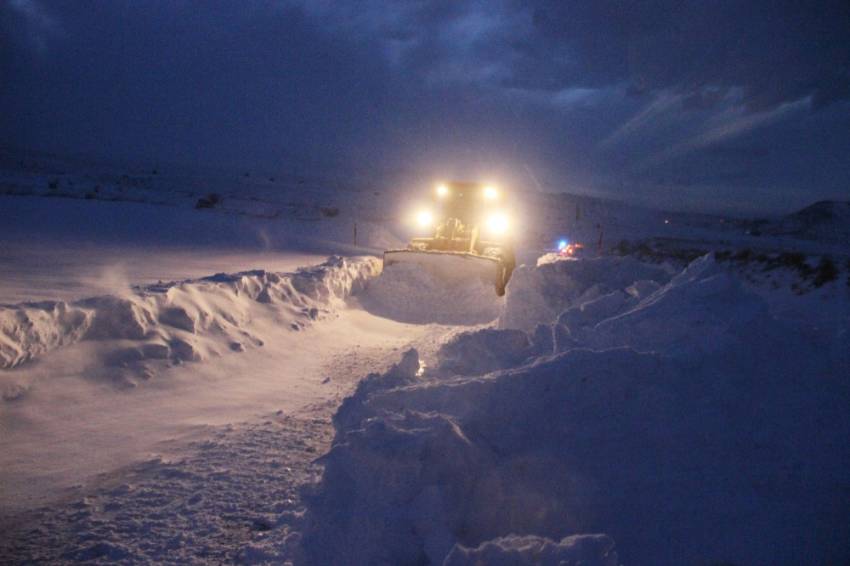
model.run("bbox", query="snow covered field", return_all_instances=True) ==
[1,152,848,564]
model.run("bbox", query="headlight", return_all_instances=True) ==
[436,184,449,198]
[485,212,509,235]
[416,210,434,227]
[483,186,499,200]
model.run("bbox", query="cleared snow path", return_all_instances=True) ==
[0,280,451,505]
[0,322,451,564]
[0,236,467,564]
[0,191,488,564]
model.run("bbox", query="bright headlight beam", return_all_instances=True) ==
[436,184,449,198]
[416,210,434,227]
[486,212,509,234]
[483,186,498,200]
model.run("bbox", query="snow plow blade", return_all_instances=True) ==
[383,249,500,287]
[387,181,517,295]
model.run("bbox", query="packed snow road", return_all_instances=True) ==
[0,305,456,563]
[0,300,444,511]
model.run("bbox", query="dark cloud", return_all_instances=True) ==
[1,1,403,168]
[1,1,848,213]
[305,1,850,111]
[511,1,850,111]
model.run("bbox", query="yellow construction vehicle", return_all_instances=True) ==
[384,181,516,295]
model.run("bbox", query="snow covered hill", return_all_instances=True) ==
[762,200,850,242]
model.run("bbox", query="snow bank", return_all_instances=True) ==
[358,262,502,325]
[0,256,379,370]
[444,534,618,566]
[584,254,774,357]
[500,255,672,331]
[303,253,850,565]
[0,301,91,369]
[436,326,552,376]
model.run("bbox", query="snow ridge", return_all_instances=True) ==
[0,256,380,370]
[499,254,673,331]
[302,253,850,565]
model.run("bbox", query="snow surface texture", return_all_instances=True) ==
[303,254,850,565]
[0,256,380,371]
[436,326,551,376]
[500,254,673,331]
[0,414,332,564]
[358,261,503,325]
[0,312,445,563]
[444,534,618,566]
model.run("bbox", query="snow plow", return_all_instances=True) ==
[384,182,516,295]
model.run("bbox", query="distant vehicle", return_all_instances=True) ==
[384,181,516,295]
[558,240,585,258]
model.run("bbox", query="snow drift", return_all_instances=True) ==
[500,254,672,331]
[303,253,850,565]
[0,256,380,370]
[436,326,552,376]
[444,534,618,566]
[358,261,503,325]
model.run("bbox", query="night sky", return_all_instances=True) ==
[2,1,849,213]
